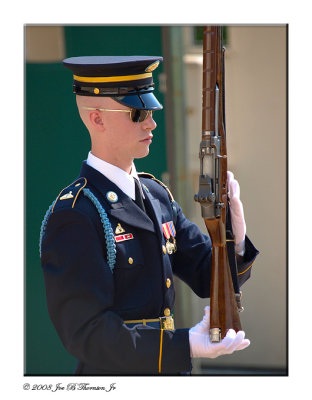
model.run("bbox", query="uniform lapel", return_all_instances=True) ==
[141,185,163,241]
[109,198,155,233]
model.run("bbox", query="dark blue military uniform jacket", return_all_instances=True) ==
[40,161,258,375]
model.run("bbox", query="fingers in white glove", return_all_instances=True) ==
[189,326,250,359]
[236,338,250,351]
[227,170,246,247]
[204,330,239,357]
[203,306,210,325]
[189,305,250,358]
[219,329,249,354]
[227,171,240,199]
[235,240,246,257]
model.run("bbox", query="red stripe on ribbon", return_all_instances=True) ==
[162,223,170,239]
[115,233,134,242]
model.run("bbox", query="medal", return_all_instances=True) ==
[162,221,177,254]
[166,239,176,255]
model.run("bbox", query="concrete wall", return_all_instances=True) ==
[25,26,65,62]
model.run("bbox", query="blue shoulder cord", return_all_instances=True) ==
[39,188,116,273]
[39,200,55,258]
[82,188,116,272]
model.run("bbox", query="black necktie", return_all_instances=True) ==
[134,178,146,212]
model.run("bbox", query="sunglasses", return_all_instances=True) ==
[83,107,154,123]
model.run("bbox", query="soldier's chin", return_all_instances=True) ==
[135,147,150,159]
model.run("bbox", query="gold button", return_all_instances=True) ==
[166,278,171,288]
[94,88,100,94]
[162,245,167,255]
[164,307,170,317]
[128,257,133,264]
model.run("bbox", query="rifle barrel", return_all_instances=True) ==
[196,25,242,341]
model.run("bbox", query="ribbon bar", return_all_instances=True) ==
[162,221,176,239]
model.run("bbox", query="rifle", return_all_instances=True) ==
[194,26,243,342]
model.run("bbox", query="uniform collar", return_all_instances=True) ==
[79,160,157,233]
[86,151,141,200]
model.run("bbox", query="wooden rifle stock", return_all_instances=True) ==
[195,26,242,342]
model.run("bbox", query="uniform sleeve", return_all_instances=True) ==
[41,207,192,374]
[236,235,259,286]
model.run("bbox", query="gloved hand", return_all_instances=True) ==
[227,171,246,256]
[189,306,250,358]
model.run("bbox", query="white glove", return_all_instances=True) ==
[189,306,250,358]
[227,171,246,256]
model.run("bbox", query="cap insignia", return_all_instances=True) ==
[145,60,160,72]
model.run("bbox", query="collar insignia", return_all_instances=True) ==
[106,191,118,203]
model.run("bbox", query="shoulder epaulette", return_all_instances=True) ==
[138,172,175,202]
[51,177,87,213]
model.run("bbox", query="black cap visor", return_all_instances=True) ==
[114,90,163,110]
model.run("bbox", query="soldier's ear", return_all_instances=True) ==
[89,110,105,131]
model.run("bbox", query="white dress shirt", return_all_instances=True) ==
[86,152,142,200]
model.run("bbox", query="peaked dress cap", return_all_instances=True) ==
[63,55,163,110]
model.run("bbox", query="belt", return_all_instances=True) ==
[124,316,175,331]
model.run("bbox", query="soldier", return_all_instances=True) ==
[40,56,258,375]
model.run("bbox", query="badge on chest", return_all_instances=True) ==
[162,221,177,254]
[115,233,134,243]
[114,223,134,243]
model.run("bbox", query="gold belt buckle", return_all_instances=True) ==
[160,316,175,331]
